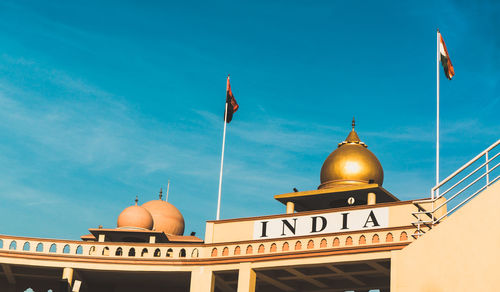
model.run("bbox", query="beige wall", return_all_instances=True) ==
[391,181,500,292]
[206,220,254,243]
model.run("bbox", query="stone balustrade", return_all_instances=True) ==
[0,236,201,260]
[0,227,414,262]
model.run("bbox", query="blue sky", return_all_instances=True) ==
[0,0,498,240]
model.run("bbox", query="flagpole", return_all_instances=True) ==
[166,179,170,202]
[436,29,440,199]
[216,100,228,220]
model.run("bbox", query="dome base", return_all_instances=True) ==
[318,179,374,190]
[274,184,399,212]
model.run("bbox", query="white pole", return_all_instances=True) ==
[166,179,170,202]
[436,29,440,199]
[216,102,228,220]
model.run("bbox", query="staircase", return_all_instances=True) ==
[412,139,500,238]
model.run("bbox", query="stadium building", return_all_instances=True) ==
[0,123,498,292]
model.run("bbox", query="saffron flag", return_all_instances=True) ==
[439,32,455,80]
[224,76,239,123]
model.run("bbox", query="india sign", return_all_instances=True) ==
[253,207,389,239]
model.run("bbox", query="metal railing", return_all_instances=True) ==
[412,139,500,237]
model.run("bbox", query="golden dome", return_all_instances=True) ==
[142,199,185,236]
[319,120,384,189]
[117,198,154,230]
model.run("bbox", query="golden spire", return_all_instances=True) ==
[339,118,366,147]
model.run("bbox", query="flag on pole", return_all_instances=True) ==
[224,76,239,123]
[439,32,455,80]
[217,75,238,220]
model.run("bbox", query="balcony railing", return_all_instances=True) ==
[413,139,500,237]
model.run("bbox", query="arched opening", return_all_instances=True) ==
[346,236,353,246]
[282,242,289,251]
[320,238,327,248]
[295,241,302,250]
[386,233,393,242]
[76,245,83,255]
[0,239,3,248]
[372,234,380,243]
[234,246,241,255]
[359,235,366,244]
[154,248,161,257]
[246,245,253,254]
[89,246,96,255]
[128,248,135,257]
[102,247,110,256]
[222,247,229,256]
[307,240,314,249]
[141,248,148,257]
[400,231,408,241]
[49,243,57,253]
[9,241,17,250]
[270,243,277,252]
[23,242,30,251]
[179,249,186,257]
[333,237,340,247]
[191,248,199,258]
[258,244,265,254]
[36,243,43,252]
[211,248,218,257]
[115,247,123,256]
[63,244,70,254]
[166,248,173,257]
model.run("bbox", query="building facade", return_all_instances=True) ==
[0,125,499,292]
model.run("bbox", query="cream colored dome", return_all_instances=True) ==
[319,121,384,189]
[142,200,185,236]
[117,203,154,230]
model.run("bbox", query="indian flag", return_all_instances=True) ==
[439,31,455,80]
[224,75,239,123]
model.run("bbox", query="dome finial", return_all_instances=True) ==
[135,196,138,206]
[338,118,367,148]
[159,187,163,200]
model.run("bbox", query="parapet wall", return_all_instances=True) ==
[206,200,422,243]
[0,226,413,268]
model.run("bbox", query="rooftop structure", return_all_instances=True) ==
[0,122,498,292]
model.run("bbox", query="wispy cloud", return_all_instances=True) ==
[0,48,498,239]
[195,109,343,153]
[0,54,337,236]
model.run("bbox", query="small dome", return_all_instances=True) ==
[117,204,154,230]
[319,120,384,189]
[142,200,185,235]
